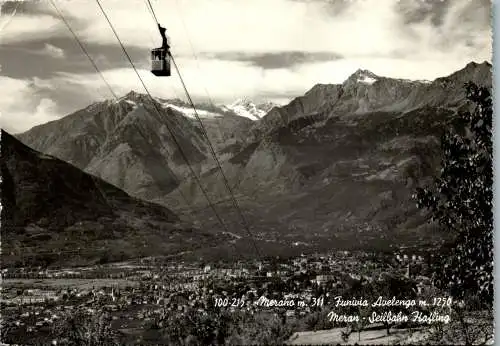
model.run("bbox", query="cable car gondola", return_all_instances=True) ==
[151,24,170,77]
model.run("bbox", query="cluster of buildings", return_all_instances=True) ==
[1,249,435,344]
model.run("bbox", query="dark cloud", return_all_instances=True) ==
[290,0,490,29]
[0,37,148,79]
[1,1,45,16]
[202,51,343,69]
[395,0,451,26]
[0,0,151,80]
[396,0,491,27]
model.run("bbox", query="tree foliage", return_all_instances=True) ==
[153,308,294,345]
[226,312,294,345]
[0,315,16,343]
[414,82,493,305]
[154,308,231,345]
[51,310,120,346]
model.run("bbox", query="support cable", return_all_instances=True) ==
[95,0,234,237]
[146,0,262,257]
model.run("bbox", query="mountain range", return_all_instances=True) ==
[11,61,492,262]
[15,93,275,202]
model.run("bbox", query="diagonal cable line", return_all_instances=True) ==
[0,1,19,34]
[143,0,262,258]
[94,0,234,238]
[169,54,262,258]
[47,0,201,229]
[49,0,118,101]
[48,1,245,262]
[144,0,159,25]
[173,0,225,140]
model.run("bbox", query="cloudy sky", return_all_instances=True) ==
[0,0,492,133]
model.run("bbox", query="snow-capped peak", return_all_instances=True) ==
[162,102,223,119]
[358,75,378,85]
[256,101,279,113]
[223,97,277,121]
[230,97,255,109]
[346,69,379,85]
[110,91,278,121]
[124,99,137,106]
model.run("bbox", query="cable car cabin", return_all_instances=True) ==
[151,48,170,76]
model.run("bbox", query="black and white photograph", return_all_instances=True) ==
[0,0,494,344]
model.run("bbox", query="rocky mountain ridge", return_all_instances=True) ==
[250,61,491,140]
[222,97,280,120]
[16,92,264,201]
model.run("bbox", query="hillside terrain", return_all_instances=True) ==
[165,61,491,251]
[1,130,224,268]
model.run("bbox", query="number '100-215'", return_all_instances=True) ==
[214,297,244,307]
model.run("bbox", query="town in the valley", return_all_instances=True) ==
[1,248,454,345]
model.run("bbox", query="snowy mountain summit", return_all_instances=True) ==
[345,69,380,86]
[223,97,279,121]
[355,69,379,85]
